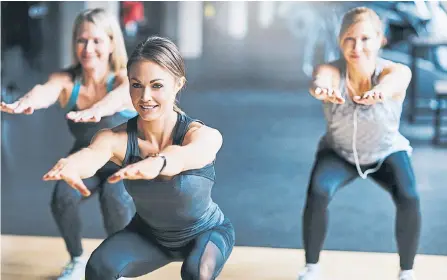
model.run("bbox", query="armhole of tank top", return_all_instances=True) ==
[106,73,115,93]
[65,78,80,112]
[123,117,139,166]
[107,73,138,118]
[176,114,205,146]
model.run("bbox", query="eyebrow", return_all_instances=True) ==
[130,78,164,83]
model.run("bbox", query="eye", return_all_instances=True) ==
[132,83,143,88]
[362,37,370,41]
[152,83,163,89]
[344,37,355,43]
[94,38,102,44]
[76,38,87,44]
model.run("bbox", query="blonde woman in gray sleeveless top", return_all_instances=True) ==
[299,7,420,280]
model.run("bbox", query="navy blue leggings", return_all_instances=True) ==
[303,149,421,270]
[85,214,235,280]
[50,151,135,258]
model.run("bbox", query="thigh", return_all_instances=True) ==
[369,151,418,198]
[52,175,101,204]
[308,149,359,197]
[182,218,235,277]
[87,218,174,278]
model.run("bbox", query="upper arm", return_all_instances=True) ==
[312,63,342,90]
[112,69,130,89]
[88,129,121,166]
[379,61,412,85]
[30,72,70,104]
[378,60,412,99]
[44,72,70,96]
[182,122,223,164]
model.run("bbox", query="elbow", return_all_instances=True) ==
[395,63,412,87]
[401,64,412,84]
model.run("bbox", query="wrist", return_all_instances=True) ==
[148,154,167,175]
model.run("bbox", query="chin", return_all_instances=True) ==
[138,111,163,122]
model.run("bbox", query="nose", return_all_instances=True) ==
[141,87,153,102]
[353,39,363,52]
[84,40,95,54]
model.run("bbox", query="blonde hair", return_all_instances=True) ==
[71,8,127,74]
[339,7,385,46]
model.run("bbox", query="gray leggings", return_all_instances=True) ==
[50,160,135,258]
[85,214,235,280]
[303,149,421,270]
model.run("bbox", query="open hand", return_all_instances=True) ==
[311,87,345,104]
[1,99,34,114]
[108,157,164,183]
[43,159,91,196]
[66,107,102,123]
[353,90,384,105]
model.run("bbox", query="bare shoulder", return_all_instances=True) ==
[91,125,129,165]
[47,71,73,86]
[183,121,222,146]
[313,63,341,79]
[379,59,412,76]
[113,69,129,86]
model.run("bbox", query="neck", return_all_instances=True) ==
[82,64,110,85]
[138,110,179,149]
[346,61,376,94]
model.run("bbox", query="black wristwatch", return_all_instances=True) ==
[158,155,167,174]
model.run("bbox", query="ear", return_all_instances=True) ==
[176,76,186,92]
[381,36,388,47]
[109,36,115,55]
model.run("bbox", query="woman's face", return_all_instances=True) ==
[75,21,113,70]
[128,60,184,122]
[340,20,382,68]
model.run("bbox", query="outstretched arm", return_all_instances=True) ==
[354,61,412,105]
[43,129,119,196]
[108,122,223,183]
[66,70,135,122]
[310,64,345,104]
[1,72,69,114]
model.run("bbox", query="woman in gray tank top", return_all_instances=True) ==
[43,36,235,280]
[1,9,137,279]
[298,7,420,280]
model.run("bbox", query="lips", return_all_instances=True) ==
[139,104,159,111]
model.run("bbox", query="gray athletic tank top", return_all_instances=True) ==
[318,58,412,174]
[122,113,225,248]
[65,72,138,149]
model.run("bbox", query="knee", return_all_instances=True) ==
[307,181,333,206]
[50,183,80,213]
[397,191,420,209]
[181,260,216,280]
[85,249,121,280]
[395,182,420,209]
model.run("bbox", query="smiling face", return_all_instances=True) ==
[128,59,184,121]
[338,7,385,70]
[74,21,113,71]
[340,20,382,67]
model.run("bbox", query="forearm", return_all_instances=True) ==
[373,64,412,98]
[310,65,341,95]
[159,144,215,177]
[21,85,60,109]
[158,145,188,176]
[65,147,110,178]
[91,84,133,117]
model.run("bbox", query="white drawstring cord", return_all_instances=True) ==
[352,106,385,179]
